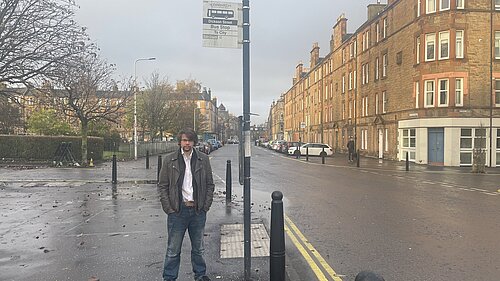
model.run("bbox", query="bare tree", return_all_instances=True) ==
[47,47,132,165]
[0,0,87,94]
[141,72,176,141]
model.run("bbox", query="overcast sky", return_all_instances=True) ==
[75,0,385,125]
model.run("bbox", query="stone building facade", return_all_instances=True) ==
[274,0,500,167]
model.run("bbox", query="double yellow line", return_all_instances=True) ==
[285,215,343,281]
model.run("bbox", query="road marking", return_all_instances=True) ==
[285,215,343,281]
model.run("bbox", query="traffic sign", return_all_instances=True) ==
[203,1,242,49]
[300,122,306,129]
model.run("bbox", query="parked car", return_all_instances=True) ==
[286,142,304,155]
[292,143,333,156]
[206,139,219,150]
[195,141,211,154]
[272,140,285,152]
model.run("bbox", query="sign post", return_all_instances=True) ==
[202,1,251,279]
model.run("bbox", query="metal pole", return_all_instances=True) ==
[406,151,409,171]
[134,57,156,161]
[356,149,360,167]
[322,147,325,164]
[270,191,285,281]
[112,154,117,184]
[306,146,309,162]
[157,155,162,183]
[146,150,150,169]
[242,0,251,279]
[226,160,232,204]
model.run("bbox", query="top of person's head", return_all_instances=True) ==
[177,128,198,144]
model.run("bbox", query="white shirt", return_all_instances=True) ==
[181,149,194,202]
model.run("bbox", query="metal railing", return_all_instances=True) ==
[118,141,177,158]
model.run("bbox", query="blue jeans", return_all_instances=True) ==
[163,204,207,280]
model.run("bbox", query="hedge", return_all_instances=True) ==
[0,135,104,161]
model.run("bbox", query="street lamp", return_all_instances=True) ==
[134,57,156,160]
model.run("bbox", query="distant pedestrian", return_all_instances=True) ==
[354,270,385,281]
[158,128,215,281]
[347,137,355,162]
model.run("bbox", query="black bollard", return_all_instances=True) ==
[157,155,162,183]
[112,154,117,184]
[226,160,232,204]
[306,146,309,162]
[146,150,150,169]
[406,151,409,171]
[321,147,325,164]
[270,191,285,281]
[356,149,360,168]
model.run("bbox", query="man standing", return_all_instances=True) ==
[347,137,355,162]
[158,128,215,281]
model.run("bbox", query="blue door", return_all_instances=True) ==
[428,128,444,165]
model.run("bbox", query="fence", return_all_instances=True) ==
[117,141,178,159]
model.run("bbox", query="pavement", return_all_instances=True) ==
[0,149,277,281]
[1,146,498,281]
[285,149,500,175]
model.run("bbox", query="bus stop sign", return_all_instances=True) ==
[202,1,242,49]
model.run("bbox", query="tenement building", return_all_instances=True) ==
[273,0,500,167]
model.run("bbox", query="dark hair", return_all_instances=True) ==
[177,128,198,145]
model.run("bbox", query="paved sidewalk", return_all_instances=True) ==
[283,150,500,175]
[0,154,274,281]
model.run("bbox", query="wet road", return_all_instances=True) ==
[228,145,500,281]
[1,145,499,281]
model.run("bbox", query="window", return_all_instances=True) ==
[439,79,448,106]
[455,78,463,106]
[456,30,464,58]
[382,91,387,113]
[342,48,346,64]
[349,72,353,90]
[460,128,487,166]
[415,81,420,108]
[460,128,473,165]
[375,57,380,80]
[383,18,387,39]
[496,80,500,106]
[495,32,500,59]
[361,129,368,150]
[342,75,345,93]
[353,70,357,89]
[440,0,450,10]
[417,0,421,17]
[425,33,436,61]
[361,97,365,116]
[497,129,500,165]
[425,80,435,107]
[439,31,449,60]
[349,100,352,118]
[365,96,369,116]
[382,53,387,77]
[375,93,379,114]
[376,22,380,43]
[496,0,500,10]
[456,0,464,9]
[385,128,388,152]
[416,36,421,64]
[402,129,416,148]
[427,0,436,13]
[402,129,416,161]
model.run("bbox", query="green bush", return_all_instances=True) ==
[0,135,104,161]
